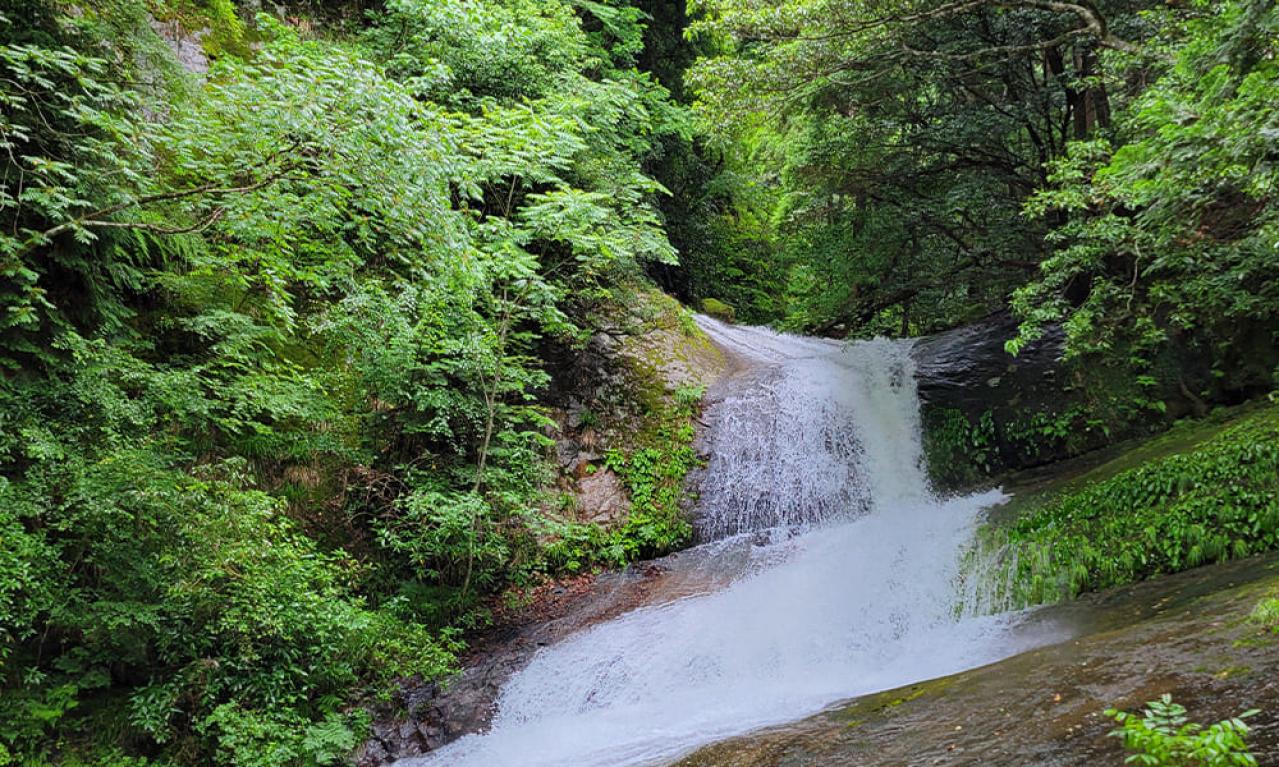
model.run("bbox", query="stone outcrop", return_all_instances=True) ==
[913,312,1066,418]
[149,18,210,74]
[911,313,1083,487]
[909,312,1240,489]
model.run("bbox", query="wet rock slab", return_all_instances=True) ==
[912,312,1064,415]
[357,566,663,764]
[674,554,1279,767]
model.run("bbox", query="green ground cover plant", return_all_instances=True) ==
[984,405,1279,606]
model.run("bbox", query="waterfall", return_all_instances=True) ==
[402,319,1041,767]
[693,321,929,538]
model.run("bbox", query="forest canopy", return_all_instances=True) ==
[685,0,1279,364]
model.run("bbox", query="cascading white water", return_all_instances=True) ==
[694,321,930,537]
[403,318,1041,767]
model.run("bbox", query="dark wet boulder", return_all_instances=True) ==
[913,312,1066,416]
[910,313,1196,489]
[910,310,1279,489]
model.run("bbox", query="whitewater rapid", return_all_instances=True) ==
[402,318,1042,767]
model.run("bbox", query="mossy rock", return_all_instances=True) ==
[700,297,736,324]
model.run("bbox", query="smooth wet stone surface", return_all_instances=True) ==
[912,313,1064,417]
[357,542,751,766]
[674,553,1279,767]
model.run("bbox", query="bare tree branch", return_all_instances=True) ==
[991,0,1162,58]
[82,207,226,235]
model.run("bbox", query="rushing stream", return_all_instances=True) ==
[404,319,1058,767]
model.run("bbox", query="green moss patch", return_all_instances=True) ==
[700,297,736,323]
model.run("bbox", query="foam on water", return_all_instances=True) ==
[402,319,1039,767]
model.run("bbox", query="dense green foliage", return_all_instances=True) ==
[1107,695,1258,767]
[677,0,1279,495]
[686,0,1135,332]
[1012,1,1279,370]
[682,0,1279,392]
[603,382,702,557]
[0,0,700,763]
[985,404,1279,606]
[5,0,1279,762]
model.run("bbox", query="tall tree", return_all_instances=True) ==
[688,0,1166,334]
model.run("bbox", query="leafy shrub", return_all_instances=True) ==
[602,388,700,560]
[922,408,999,488]
[539,521,627,574]
[0,445,455,765]
[1107,694,1258,767]
[1250,597,1279,632]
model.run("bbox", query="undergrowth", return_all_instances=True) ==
[1107,695,1258,767]
[1250,595,1279,632]
[979,403,1279,606]
[540,383,702,573]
